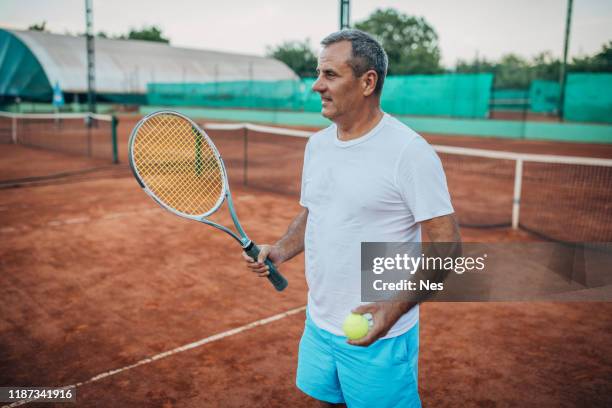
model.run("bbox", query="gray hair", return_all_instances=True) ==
[321,29,388,95]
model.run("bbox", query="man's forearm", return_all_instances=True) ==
[413,213,462,302]
[422,213,462,253]
[390,214,462,304]
[274,208,308,263]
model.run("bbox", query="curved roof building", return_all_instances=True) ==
[0,28,298,102]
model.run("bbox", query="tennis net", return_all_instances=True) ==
[200,121,612,243]
[0,112,119,163]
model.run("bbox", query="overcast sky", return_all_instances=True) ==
[1,0,610,67]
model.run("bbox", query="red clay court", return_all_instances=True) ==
[0,114,611,407]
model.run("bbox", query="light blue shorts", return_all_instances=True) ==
[296,311,421,407]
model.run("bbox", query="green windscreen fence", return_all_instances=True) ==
[147,73,493,118]
[490,89,530,111]
[564,73,612,124]
[381,74,493,118]
[529,80,560,114]
[300,78,321,112]
[303,74,494,118]
[147,80,306,110]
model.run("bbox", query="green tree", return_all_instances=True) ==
[454,41,611,89]
[354,8,443,75]
[28,22,47,31]
[266,40,318,78]
[455,57,496,74]
[493,54,531,88]
[593,41,612,70]
[457,53,533,88]
[530,51,560,81]
[118,25,170,43]
[570,41,612,72]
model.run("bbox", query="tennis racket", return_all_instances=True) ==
[128,110,288,291]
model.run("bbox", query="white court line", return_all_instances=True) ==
[63,217,91,225]
[3,305,307,407]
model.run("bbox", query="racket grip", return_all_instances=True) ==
[245,242,288,291]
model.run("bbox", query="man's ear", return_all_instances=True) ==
[362,70,379,97]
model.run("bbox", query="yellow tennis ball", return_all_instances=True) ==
[342,313,370,340]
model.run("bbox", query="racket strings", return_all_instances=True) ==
[132,114,225,215]
[137,118,222,213]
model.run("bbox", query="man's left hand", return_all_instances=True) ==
[348,301,416,347]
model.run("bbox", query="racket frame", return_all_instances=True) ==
[128,110,251,248]
[129,110,288,291]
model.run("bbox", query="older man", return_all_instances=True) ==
[244,29,460,408]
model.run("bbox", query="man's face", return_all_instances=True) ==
[312,41,364,121]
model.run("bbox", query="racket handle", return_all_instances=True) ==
[245,242,288,291]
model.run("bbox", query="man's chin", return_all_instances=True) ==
[320,107,336,120]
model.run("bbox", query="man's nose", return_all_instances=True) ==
[312,77,325,93]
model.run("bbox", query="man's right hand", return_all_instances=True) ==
[241,245,283,278]
[241,207,307,280]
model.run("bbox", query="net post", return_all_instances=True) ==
[111,115,119,164]
[511,158,524,229]
[243,126,248,186]
[86,114,92,157]
[11,114,17,144]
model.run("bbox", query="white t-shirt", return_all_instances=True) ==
[299,113,454,338]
